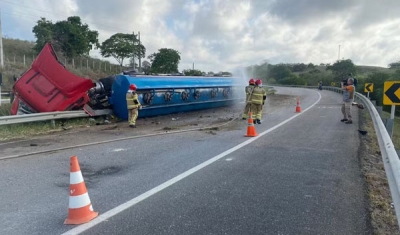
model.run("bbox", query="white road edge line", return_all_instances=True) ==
[62,90,322,235]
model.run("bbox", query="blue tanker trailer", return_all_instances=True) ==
[109,75,246,120]
[9,43,247,118]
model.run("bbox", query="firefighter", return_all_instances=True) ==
[250,79,267,124]
[242,78,255,120]
[257,79,267,120]
[126,84,142,128]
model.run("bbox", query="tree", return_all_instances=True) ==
[299,70,335,87]
[148,48,181,73]
[326,59,356,80]
[32,18,54,54]
[183,69,203,76]
[142,60,151,74]
[32,16,99,60]
[246,61,269,80]
[100,33,146,67]
[388,61,400,69]
[220,71,232,76]
[291,63,307,72]
[279,74,306,85]
[269,64,291,80]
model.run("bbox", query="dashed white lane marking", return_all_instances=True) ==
[62,91,322,235]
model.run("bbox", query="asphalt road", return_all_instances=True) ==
[0,87,371,235]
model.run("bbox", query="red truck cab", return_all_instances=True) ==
[11,43,94,115]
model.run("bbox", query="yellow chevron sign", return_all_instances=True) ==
[364,83,373,93]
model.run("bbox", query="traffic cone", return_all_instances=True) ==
[245,112,258,137]
[64,156,98,225]
[295,97,302,113]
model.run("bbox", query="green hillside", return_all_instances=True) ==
[246,60,400,115]
[356,65,394,74]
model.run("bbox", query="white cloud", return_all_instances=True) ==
[2,0,400,72]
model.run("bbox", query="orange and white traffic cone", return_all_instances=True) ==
[64,156,98,225]
[295,97,302,113]
[245,112,258,137]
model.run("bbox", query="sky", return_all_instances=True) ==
[2,0,400,73]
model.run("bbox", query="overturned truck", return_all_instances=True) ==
[11,43,245,120]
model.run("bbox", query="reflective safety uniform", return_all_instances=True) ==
[126,91,141,126]
[242,84,255,119]
[250,86,267,120]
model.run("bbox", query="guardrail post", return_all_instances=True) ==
[10,92,14,103]
[376,106,383,118]
[50,120,56,129]
[383,118,395,139]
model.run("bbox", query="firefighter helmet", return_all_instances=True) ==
[255,79,262,85]
[129,84,137,91]
[249,78,255,84]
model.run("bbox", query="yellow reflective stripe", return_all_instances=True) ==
[252,94,263,99]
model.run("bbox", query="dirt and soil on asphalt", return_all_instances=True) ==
[0,93,295,157]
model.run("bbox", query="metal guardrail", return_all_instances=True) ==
[0,111,89,125]
[270,84,400,227]
[1,92,11,97]
[1,91,12,104]
[0,109,112,126]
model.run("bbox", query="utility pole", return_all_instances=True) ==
[338,45,341,61]
[193,63,194,70]
[132,31,135,70]
[0,8,4,68]
[138,31,141,72]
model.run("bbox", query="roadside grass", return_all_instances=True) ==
[381,111,400,149]
[359,111,400,235]
[0,103,11,116]
[0,118,106,141]
[0,105,107,141]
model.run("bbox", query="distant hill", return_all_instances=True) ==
[356,65,394,74]
[291,64,394,77]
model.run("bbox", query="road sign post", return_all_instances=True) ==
[391,105,396,120]
[383,81,400,139]
[0,73,2,106]
[364,83,373,100]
